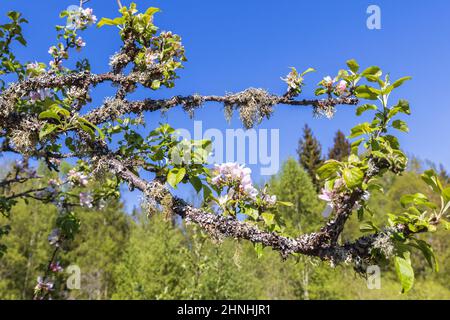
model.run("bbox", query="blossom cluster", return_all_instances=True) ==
[79,192,93,208]
[372,230,395,259]
[211,162,258,200]
[67,7,97,30]
[13,160,38,179]
[261,189,277,207]
[26,61,46,75]
[29,88,53,102]
[75,37,86,52]
[145,49,159,66]
[67,169,89,187]
[318,178,371,217]
[210,163,279,216]
[48,228,61,247]
[321,76,347,96]
[49,261,63,273]
[34,277,54,295]
[282,68,303,93]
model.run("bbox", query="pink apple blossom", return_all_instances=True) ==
[336,80,347,95]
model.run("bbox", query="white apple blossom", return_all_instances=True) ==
[145,49,159,65]
[211,162,259,200]
[49,60,63,71]
[67,169,89,187]
[75,37,86,51]
[79,192,93,208]
[29,88,52,102]
[323,76,334,87]
[318,188,334,204]
[262,193,277,206]
[48,229,61,247]
[82,8,97,25]
[35,276,54,292]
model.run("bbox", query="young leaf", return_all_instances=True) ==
[167,167,186,188]
[39,123,58,140]
[97,18,116,28]
[349,122,374,138]
[356,104,377,116]
[354,85,380,100]
[189,176,202,193]
[317,160,342,180]
[441,187,450,202]
[261,212,275,227]
[421,170,443,194]
[392,120,409,132]
[411,239,439,272]
[346,59,360,73]
[392,76,412,89]
[361,66,381,77]
[394,252,415,294]
[359,220,378,233]
[343,167,364,188]
[39,110,61,123]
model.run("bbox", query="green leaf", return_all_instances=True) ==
[261,212,275,227]
[442,187,450,202]
[392,76,412,89]
[244,207,259,220]
[346,59,359,73]
[79,123,95,138]
[392,120,409,132]
[400,193,435,208]
[390,100,411,117]
[411,239,439,272]
[78,117,105,140]
[151,80,161,90]
[277,201,293,207]
[356,104,377,116]
[343,167,364,189]
[145,7,161,16]
[367,183,384,194]
[317,160,342,180]
[314,87,327,96]
[7,11,20,21]
[394,252,415,294]
[359,220,378,233]
[39,110,61,123]
[167,167,186,188]
[189,176,202,193]
[202,184,212,201]
[349,122,374,138]
[39,123,57,140]
[361,66,381,77]
[421,170,443,194]
[301,67,315,76]
[355,85,379,100]
[97,18,116,28]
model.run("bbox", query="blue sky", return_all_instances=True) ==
[2,0,450,210]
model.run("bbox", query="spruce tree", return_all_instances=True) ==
[297,124,323,190]
[328,130,351,161]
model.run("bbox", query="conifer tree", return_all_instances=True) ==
[297,125,323,190]
[328,130,351,161]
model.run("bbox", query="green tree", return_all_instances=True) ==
[328,130,351,161]
[269,158,322,234]
[267,158,329,299]
[112,213,257,299]
[297,125,323,190]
